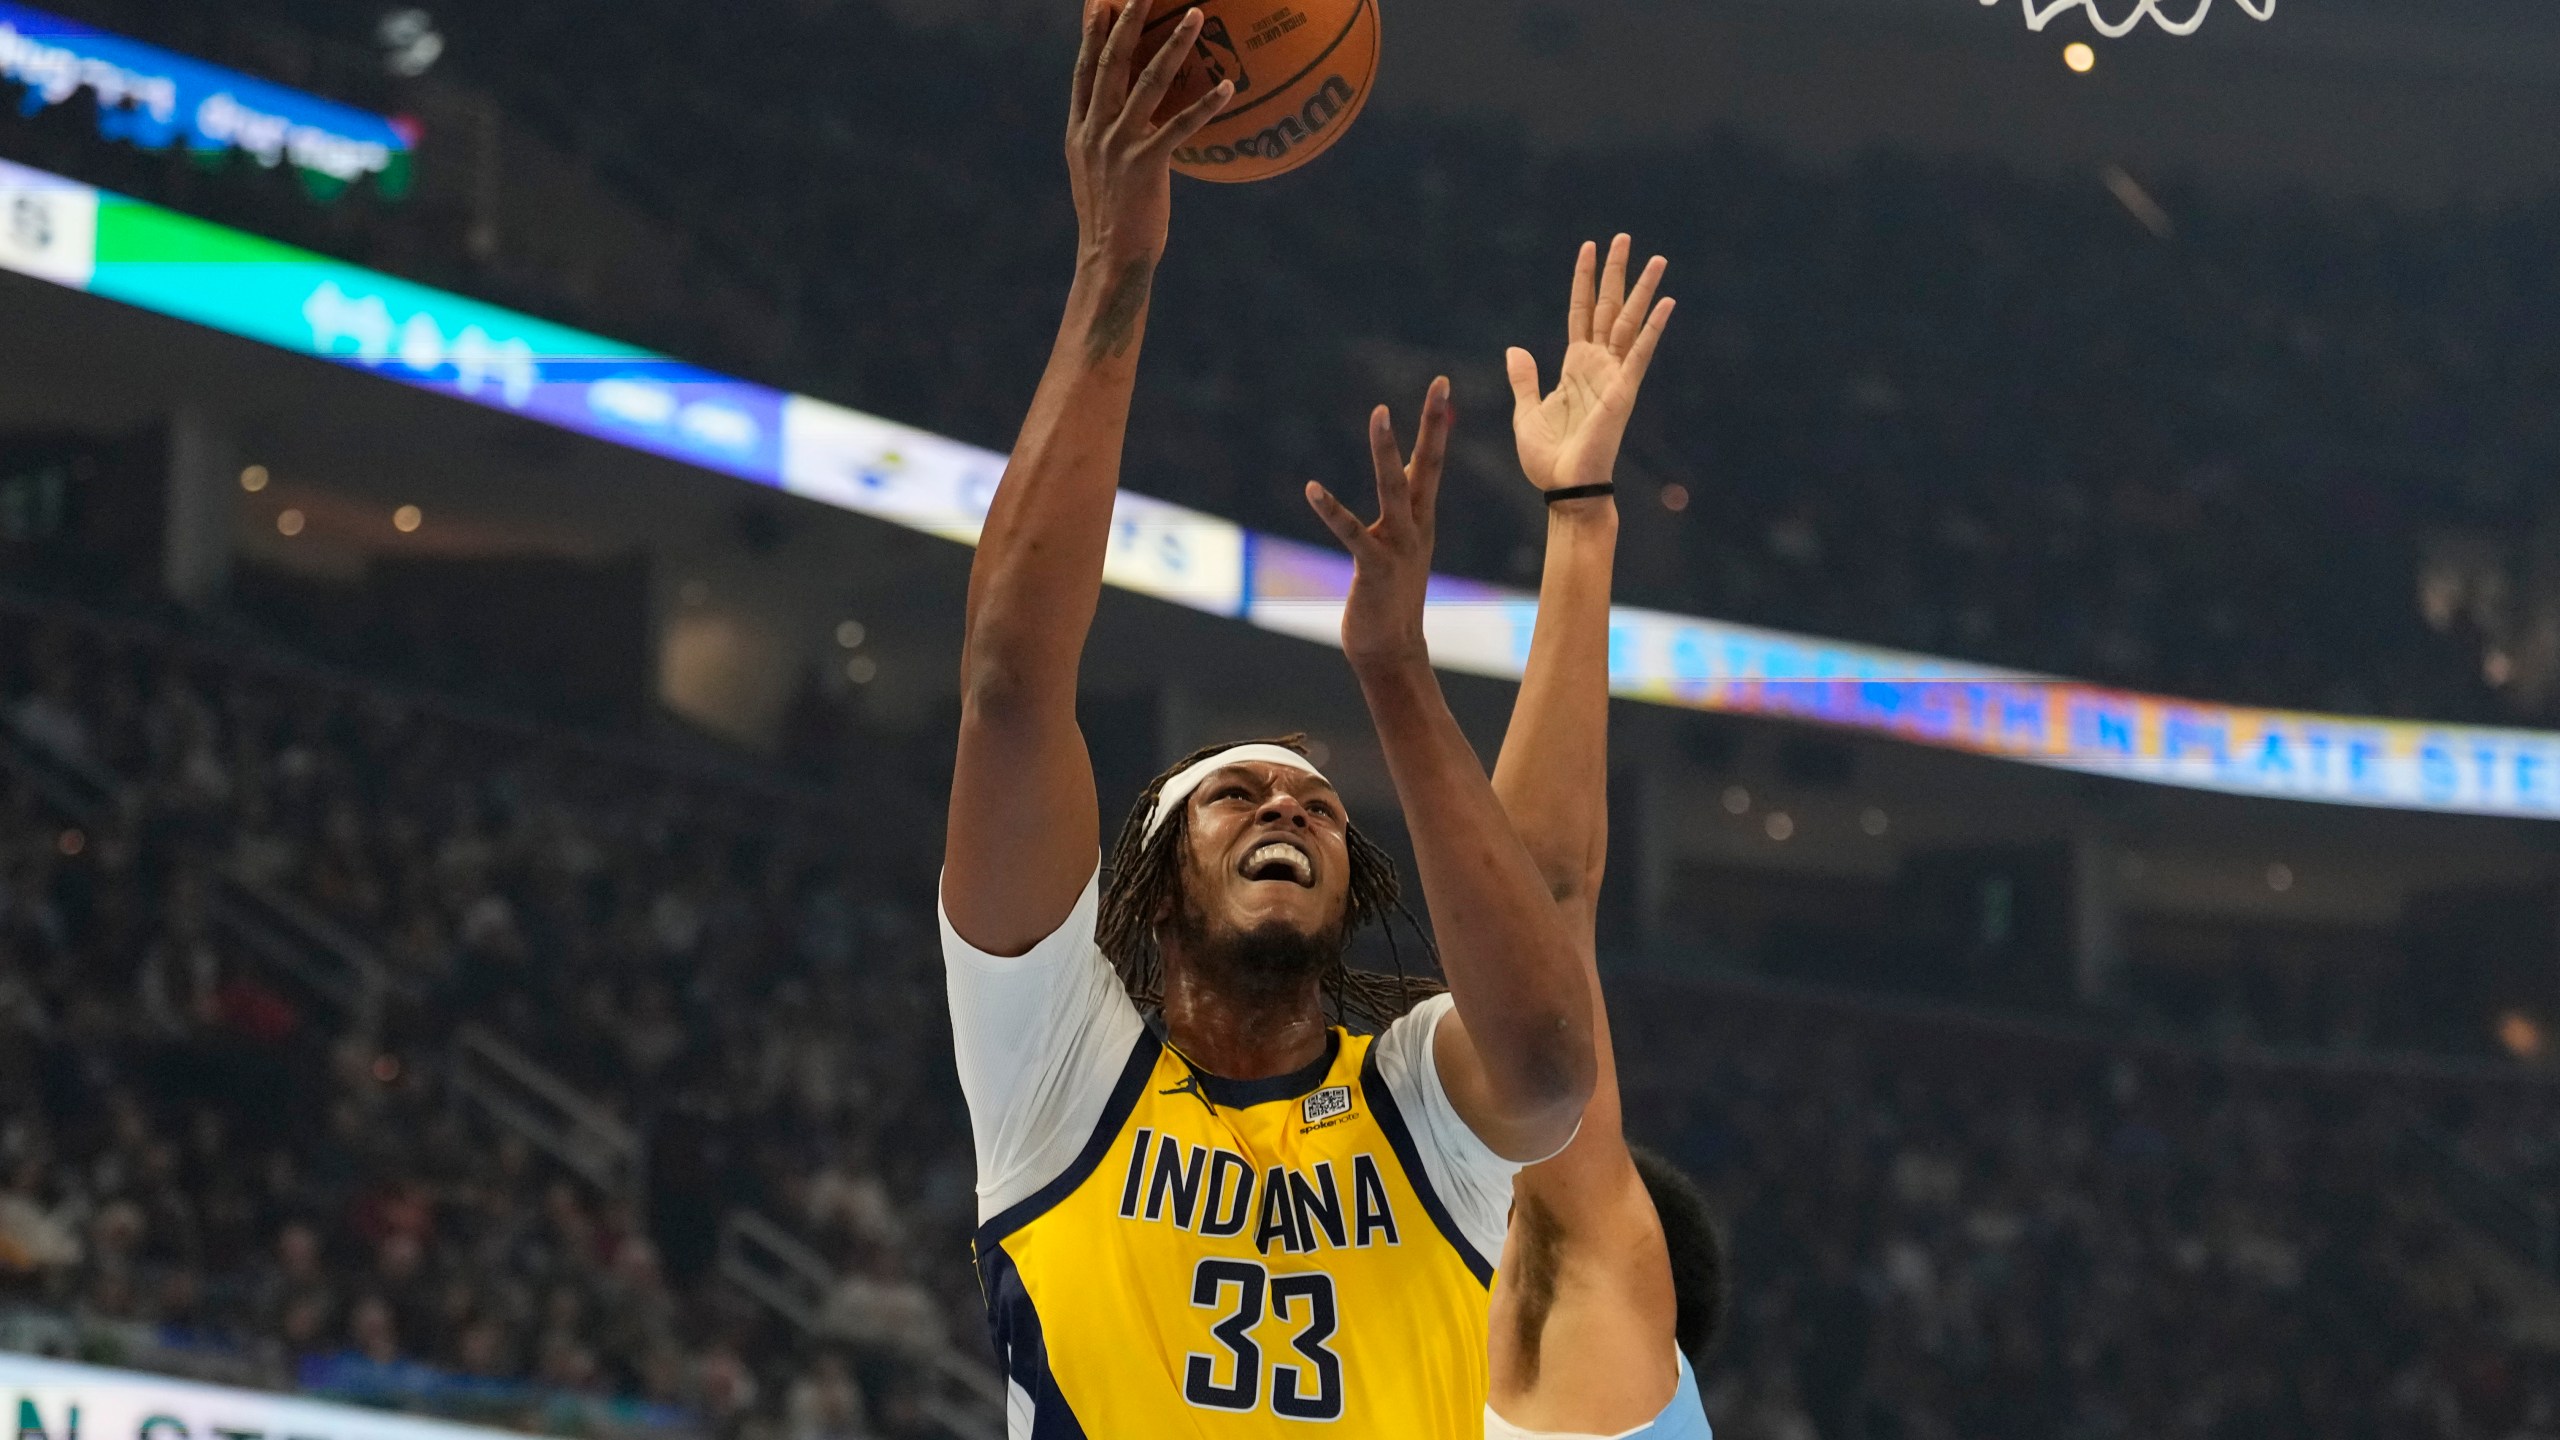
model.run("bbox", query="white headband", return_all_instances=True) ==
[1144,744,1329,842]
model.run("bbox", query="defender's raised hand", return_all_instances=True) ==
[1506,235,1675,496]
[1306,377,1454,671]
[1067,0,1233,265]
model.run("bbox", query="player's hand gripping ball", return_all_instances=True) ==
[1123,0,1380,182]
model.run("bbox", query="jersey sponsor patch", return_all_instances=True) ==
[1302,1084,1352,1126]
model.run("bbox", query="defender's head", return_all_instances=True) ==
[1631,1146,1730,1366]
[1099,736,1438,1029]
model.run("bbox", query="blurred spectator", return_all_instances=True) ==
[0,608,965,1438]
[3,599,2558,1440]
[782,1354,869,1440]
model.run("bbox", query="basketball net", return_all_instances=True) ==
[1981,0,2275,39]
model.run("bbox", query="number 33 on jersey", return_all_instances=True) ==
[974,1026,1498,1436]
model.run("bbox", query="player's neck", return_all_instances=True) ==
[1156,948,1331,1081]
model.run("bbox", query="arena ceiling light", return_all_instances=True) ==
[377,9,444,78]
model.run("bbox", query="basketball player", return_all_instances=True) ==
[1485,237,1722,1440]
[939,3,1621,1434]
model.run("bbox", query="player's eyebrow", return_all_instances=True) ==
[1195,765,1262,793]
[1196,765,1341,805]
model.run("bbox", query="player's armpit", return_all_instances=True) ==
[1490,1159,1683,1430]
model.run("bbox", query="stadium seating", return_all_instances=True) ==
[1616,979,2560,1440]
[0,602,978,1439]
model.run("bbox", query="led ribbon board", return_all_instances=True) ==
[0,157,1246,620]
[0,2,413,192]
[0,156,2550,819]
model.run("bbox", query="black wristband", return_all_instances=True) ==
[1542,482,1616,506]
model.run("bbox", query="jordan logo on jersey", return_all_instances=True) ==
[1116,1127,1402,1255]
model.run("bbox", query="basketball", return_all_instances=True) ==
[1132,0,1381,183]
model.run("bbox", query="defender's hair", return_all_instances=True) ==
[1631,1145,1730,1365]
[1097,735,1443,1032]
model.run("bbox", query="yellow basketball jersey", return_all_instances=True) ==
[974,1026,1496,1437]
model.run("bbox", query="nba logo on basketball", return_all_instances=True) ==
[1191,15,1250,96]
[1303,1085,1353,1126]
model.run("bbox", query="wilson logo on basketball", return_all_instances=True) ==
[1173,74,1354,170]
[1146,0,1377,182]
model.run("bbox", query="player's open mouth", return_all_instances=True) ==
[1239,840,1316,887]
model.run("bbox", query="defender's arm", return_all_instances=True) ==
[1487,236,1685,1431]
[1492,235,1673,1116]
[1491,497,1618,936]
[945,2,1230,956]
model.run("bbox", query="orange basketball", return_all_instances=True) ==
[1132,0,1380,183]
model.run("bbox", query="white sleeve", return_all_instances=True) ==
[939,867,1148,1222]
[1371,993,1527,1267]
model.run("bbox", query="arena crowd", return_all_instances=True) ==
[3,603,2557,1440]
[0,608,975,1439]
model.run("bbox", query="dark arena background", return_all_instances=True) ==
[0,0,2558,1436]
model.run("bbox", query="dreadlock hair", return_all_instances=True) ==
[1098,735,1444,1034]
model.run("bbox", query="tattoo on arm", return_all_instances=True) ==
[1084,257,1156,365]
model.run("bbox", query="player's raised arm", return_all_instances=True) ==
[1304,383,1597,1161]
[1492,236,1671,935]
[1488,236,1697,1435]
[945,1,1232,956]
[1491,236,1669,1196]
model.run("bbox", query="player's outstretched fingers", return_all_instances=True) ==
[1095,0,1151,112]
[1123,8,1202,133]
[1153,76,1235,151]
[1613,256,1669,358]
[1368,405,1411,523]
[1593,234,1633,346]
[1408,378,1452,528]
[1305,481,1371,555]
[1615,297,1677,398]
[1071,0,1105,122]
[1568,241,1598,346]
[1504,347,1543,417]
